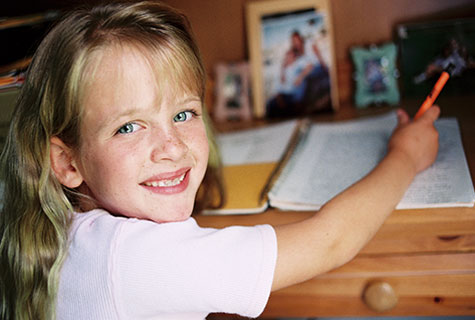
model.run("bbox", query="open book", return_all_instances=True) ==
[268,111,475,210]
[204,111,475,214]
[203,120,299,214]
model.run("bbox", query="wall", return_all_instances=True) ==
[3,0,475,107]
[161,0,475,106]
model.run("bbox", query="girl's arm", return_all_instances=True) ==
[271,106,440,291]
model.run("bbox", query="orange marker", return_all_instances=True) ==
[414,70,450,120]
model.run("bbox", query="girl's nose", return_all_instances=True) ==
[150,127,188,162]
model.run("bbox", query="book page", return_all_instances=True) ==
[269,111,475,210]
[217,120,297,165]
[398,118,475,208]
[203,120,298,215]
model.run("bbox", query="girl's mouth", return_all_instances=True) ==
[140,168,190,194]
[143,172,186,187]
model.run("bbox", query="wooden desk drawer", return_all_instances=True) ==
[262,253,475,318]
[263,274,475,317]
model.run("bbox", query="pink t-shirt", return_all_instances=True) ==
[56,209,277,319]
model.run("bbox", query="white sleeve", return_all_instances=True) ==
[112,217,277,318]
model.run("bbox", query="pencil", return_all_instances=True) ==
[414,67,452,120]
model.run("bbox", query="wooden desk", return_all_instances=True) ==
[199,96,475,318]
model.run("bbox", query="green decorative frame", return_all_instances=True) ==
[351,43,400,108]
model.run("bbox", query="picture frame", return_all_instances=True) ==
[213,62,252,122]
[350,43,400,108]
[398,18,475,98]
[246,0,338,119]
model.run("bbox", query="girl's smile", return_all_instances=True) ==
[140,167,190,194]
[69,44,209,223]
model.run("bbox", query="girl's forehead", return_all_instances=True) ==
[85,45,159,85]
[78,45,203,135]
[83,43,201,101]
[88,45,148,80]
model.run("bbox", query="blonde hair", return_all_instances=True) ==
[0,2,223,319]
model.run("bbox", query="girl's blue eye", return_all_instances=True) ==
[117,122,140,135]
[174,111,194,122]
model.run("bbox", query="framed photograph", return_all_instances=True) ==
[351,43,400,108]
[246,0,338,119]
[214,62,252,122]
[398,18,475,98]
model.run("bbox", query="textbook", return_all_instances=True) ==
[204,111,475,214]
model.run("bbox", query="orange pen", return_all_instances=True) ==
[414,68,451,120]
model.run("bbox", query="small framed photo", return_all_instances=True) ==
[351,43,400,108]
[246,0,338,119]
[398,18,475,98]
[214,62,252,122]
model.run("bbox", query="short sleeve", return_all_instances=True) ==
[112,217,277,318]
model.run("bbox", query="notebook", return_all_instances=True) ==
[204,111,475,215]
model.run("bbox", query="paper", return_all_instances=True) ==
[399,118,475,208]
[217,120,297,165]
[203,120,298,215]
[269,111,475,210]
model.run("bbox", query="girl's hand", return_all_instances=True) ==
[388,106,440,174]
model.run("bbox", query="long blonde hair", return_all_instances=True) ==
[0,2,223,319]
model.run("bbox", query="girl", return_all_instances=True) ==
[0,1,440,319]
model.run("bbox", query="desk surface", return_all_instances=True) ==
[199,95,475,318]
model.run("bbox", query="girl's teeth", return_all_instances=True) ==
[145,173,185,187]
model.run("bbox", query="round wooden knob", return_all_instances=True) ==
[363,281,398,312]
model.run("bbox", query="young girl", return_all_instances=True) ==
[0,1,440,319]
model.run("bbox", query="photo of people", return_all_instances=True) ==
[214,63,252,122]
[261,8,333,118]
[399,18,475,98]
[413,38,475,84]
[364,58,388,94]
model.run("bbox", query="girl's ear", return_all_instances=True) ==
[50,137,84,188]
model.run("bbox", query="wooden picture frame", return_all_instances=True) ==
[214,62,252,122]
[246,0,338,118]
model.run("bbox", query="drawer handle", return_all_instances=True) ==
[363,281,398,312]
[437,235,461,241]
